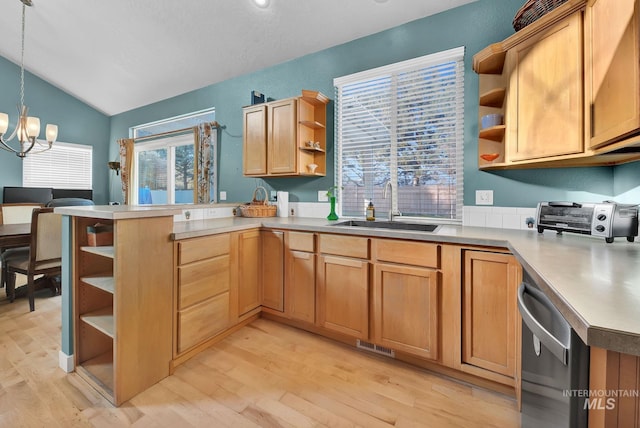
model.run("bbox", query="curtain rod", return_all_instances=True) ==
[132,121,222,143]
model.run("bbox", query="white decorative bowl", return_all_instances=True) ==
[307,163,318,174]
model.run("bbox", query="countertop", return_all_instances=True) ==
[173,216,640,356]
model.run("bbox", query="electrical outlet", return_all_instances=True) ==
[290,208,295,216]
[219,191,227,201]
[270,190,277,201]
[476,190,494,205]
[318,191,328,202]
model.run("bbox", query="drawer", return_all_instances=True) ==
[178,233,230,265]
[373,239,440,268]
[177,292,229,353]
[288,231,315,252]
[178,254,230,309]
[319,234,368,259]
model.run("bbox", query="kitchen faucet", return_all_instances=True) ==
[383,181,394,221]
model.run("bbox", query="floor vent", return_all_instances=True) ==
[356,340,395,358]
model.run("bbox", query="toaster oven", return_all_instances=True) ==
[536,201,638,243]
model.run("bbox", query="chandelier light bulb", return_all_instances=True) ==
[253,0,270,8]
[46,124,58,143]
[0,113,8,134]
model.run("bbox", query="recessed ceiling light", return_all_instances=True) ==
[253,0,270,8]
[374,0,388,3]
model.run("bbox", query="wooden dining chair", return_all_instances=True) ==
[0,203,44,225]
[5,208,62,312]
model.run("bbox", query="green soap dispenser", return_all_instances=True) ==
[366,201,375,221]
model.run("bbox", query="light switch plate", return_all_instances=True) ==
[318,190,328,202]
[219,191,227,201]
[476,190,493,205]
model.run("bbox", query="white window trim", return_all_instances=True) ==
[333,46,465,223]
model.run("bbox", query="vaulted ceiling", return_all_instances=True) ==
[0,0,476,116]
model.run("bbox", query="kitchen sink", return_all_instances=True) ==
[332,220,440,232]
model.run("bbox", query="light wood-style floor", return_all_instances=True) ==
[0,291,521,427]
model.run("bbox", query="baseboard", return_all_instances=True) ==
[59,350,74,373]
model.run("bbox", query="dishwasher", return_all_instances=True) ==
[517,271,589,428]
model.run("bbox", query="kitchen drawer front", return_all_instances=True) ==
[288,231,315,252]
[372,239,440,268]
[178,233,230,265]
[318,234,368,259]
[178,255,230,310]
[177,292,229,353]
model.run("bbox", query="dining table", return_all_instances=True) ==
[0,222,31,248]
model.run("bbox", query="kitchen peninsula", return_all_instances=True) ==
[56,205,640,425]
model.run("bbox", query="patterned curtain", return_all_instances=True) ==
[117,138,135,204]
[194,123,218,203]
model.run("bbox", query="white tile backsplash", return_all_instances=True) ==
[464,206,537,230]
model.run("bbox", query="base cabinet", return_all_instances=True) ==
[261,230,284,312]
[237,229,262,316]
[461,250,521,384]
[372,263,439,360]
[175,234,231,355]
[285,231,316,323]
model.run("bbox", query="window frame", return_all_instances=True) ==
[132,132,194,205]
[333,46,465,223]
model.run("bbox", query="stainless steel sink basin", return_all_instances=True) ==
[332,220,440,232]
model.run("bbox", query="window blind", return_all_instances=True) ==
[334,46,464,221]
[23,142,93,189]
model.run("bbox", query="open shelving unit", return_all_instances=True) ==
[72,214,174,406]
[297,90,329,176]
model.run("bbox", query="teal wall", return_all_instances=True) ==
[0,57,110,203]
[2,0,636,208]
[109,0,622,208]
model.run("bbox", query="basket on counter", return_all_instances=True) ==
[238,186,277,218]
[512,0,568,31]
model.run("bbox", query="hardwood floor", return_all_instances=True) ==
[0,292,520,427]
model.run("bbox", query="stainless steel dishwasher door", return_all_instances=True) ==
[518,276,589,428]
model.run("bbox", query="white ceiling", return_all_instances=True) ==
[0,0,476,116]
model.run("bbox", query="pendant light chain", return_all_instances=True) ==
[19,2,26,109]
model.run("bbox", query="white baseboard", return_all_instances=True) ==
[59,350,74,373]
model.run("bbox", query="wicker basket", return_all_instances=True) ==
[239,186,277,217]
[512,0,568,31]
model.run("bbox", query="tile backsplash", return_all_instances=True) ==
[172,202,539,231]
[463,206,537,230]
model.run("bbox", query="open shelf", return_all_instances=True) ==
[479,88,506,108]
[81,274,115,294]
[81,306,115,338]
[76,352,115,400]
[81,246,115,259]
[479,125,506,142]
[299,147,325,153]
[299,120,325,129]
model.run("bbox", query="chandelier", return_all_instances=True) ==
[0,0,58,158]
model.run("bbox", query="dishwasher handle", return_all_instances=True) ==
[517,282,569,365]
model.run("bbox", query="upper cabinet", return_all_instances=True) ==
[585,0,640,150]
[474,0,640,170]
[242,90,329,177]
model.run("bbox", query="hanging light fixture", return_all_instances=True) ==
[0,0,58,158]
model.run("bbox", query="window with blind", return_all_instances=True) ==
[23,142,93,189]
[334,46,464,221]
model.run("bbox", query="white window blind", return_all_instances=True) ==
[23,142,93,189]
[334,46,464,221]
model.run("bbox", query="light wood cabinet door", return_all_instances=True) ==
[242,105,268,176]
[507,11,583,161]
[586,0,640,149]
[267,98,297,174]
[317,255,369,339]
[286,250,316,323]
[462,250,521,381]
[262,230,284,312]
[372,263,439,360]
[237,229,261,315]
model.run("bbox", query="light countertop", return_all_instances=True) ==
[173,216,640,356]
